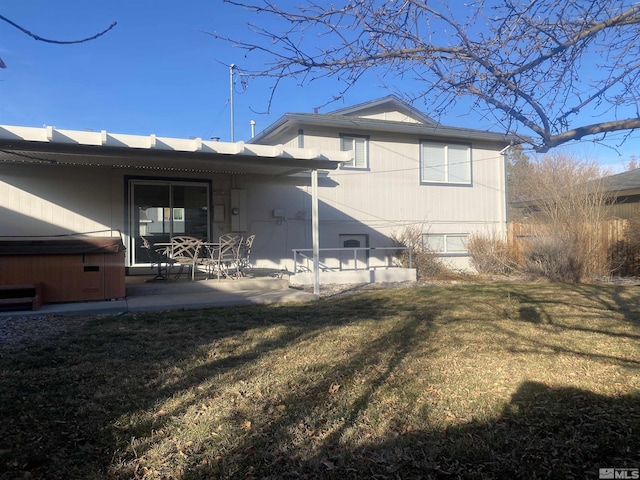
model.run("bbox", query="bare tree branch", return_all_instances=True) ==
[0,15,116,45]
[0,14,117,68]
[210,0,640,152]
[542,118,640,151]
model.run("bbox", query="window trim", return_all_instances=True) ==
[423,233,470,256]
[420,139,472,185]
[339,133,370,170]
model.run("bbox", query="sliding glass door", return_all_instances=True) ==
[129,180,210,265]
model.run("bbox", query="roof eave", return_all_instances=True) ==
[250,113,519,145]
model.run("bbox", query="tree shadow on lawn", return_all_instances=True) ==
[2,285,639,479]
[181,381,640,480]
[0,292,440,479]
[435,283,640,369]
[566,283,640,327]
[493,283,640,342]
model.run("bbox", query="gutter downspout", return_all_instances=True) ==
[500,143,513,226]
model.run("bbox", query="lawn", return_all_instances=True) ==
[1,283,639,479]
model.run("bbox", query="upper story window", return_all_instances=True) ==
[420,141,471,184]
[340,134,369,169]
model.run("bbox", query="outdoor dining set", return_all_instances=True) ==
[142,234,255,281]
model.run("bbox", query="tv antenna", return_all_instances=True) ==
[229,64,236,142]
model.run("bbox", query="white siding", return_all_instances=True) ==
[0,164,116,236]
[254,125,508,271]
[348,110,422,123]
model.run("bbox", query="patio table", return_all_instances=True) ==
[147,242,173,280]
[199,242,220,279]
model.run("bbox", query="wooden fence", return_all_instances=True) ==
[507,219,635,276]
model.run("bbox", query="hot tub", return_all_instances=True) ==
[0,236,126,303]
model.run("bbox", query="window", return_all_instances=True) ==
[420,141,471,184]
[172,208,184,221]
[424,234,469,255]
[340,135,368,169]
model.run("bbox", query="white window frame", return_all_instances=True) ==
[423,233,469,255]
[420,140,471,185]
[340,134,369,169]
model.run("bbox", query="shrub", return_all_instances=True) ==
[391,225,455,280]
[467,233,519,275]
[521,231,585,282]
[510,152,614,282]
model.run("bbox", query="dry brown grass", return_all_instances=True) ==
[1,283,639,479]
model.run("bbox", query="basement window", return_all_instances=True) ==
[423,233,469,255]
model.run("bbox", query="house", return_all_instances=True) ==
[511,167,640,221]
[0,96,515,294]
[247,95,516,280]
[598,168,640,219]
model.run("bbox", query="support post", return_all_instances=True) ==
[312,169,320,297]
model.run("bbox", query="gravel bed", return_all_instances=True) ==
[0,314,92,347]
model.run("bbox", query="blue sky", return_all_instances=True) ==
[0,1,638,172]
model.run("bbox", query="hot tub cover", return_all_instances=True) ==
[0,236,125,255]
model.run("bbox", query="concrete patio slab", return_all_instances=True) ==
[0,276,318,317]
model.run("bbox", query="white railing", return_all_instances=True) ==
[292,246,413,274]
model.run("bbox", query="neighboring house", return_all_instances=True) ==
[511,168,640,221]
[0,95,515,288]
[598,168,640,219]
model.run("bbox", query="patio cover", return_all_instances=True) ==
[0,125,350,296]
[0,125,348,176]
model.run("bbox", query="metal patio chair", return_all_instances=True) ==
[210,234,243,280]
[237,234,255,277]
[168,236,203,281]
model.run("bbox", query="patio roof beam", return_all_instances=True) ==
[0,125,350,177]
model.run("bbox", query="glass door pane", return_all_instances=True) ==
[132,183,170,266]
[130,181,209,265]
[171,185,208,239]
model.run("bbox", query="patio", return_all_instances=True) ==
[0,272,318,318]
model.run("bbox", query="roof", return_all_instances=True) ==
[250,112,517,145]
[250,96,518,146]
[0,125,349,176]
[328,94,438,125]
[600,168,640,195]
[511,168,640,210]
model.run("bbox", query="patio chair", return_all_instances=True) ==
[237,234,255,277]
[210,234,243,280]
[168,236,203,281]
[141,236,176,281]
